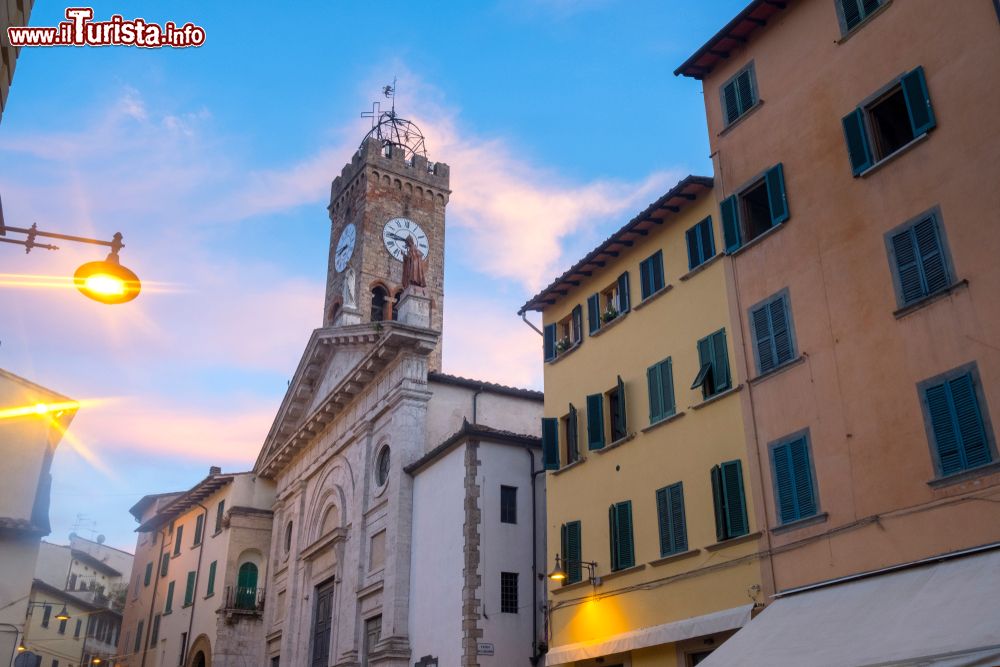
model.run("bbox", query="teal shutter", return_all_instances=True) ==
[698,217,715,261]
[647,364,663,423]
[765,163,789,225]
[913,216,949,295]
[661,359,675,416]
[891,216,949,305]
[567,403,579,462]
[890,228,925,304]
[721,461,749,538]
[773,442,797,523]
[842,107,873,176]
[184,571,196,606]
[541,417,560,470]
[615,501,634,569]
[710,465,726,541]
[790,437,817,519]
[615,375,627,437]
[926,374,992,476]
[207,561,217,596]
[751,304,775,373]
[608,506,617,570]
[587,293,601,334]
[711,330,732,392]
[656,483,687,556]
[160,553,169,577]
[722,80,740,125]
[753,295,794,374]
[135,620,144,652]
[949,375,991,469]
[564,521,582,583]
[174,526,183,555]
[571,305,583,343]
[617,272,631,313]
[693,336,714,394]
[543,323,557,362]
[736,69,755,113]
[840,0,862,29]
[144,562,152,586]
[652,251,664,293]
[901,66,936,136]
[194,514,204,545]
[772,438,817,524]
[770,297,793,365]
[586,393,605,450]
[165,581,174,613]
[721,195,741,252]
[686,226,700,270]
[640,257,652,299]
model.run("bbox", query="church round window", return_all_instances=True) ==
[375,446,391,487]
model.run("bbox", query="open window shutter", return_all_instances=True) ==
[567,403,578,461]
[736,69,755,113]
[669,483,687,552]
[699,217,716,259]
[647,365,663,422]
[639,259,651,299]
[686,227,700,269]
[842,107,873,176]
[560,523,567,572]
[926,382,963,475]
[566,521,582,582]
[721,195,741,252]
[770,296,793,366]
[608,505,618,570]
[772,443,798,523]
[722,80,740,125]
[617,272,631,313]
[710,465,726,541]
[790,437,817,518]
[543,323,557,362]
[586,393,605,450]
[571,305,583,343]
[752,303,776,374]
[722,461,748,537]
[840,0,863,30]
[693,337,714,392]
[712,330,731,392]
[765,163,789,225]
[655,487,670,555]
[587,293,601,334]
[913,217,949,295]
[616,375,627,435]
[662,359,675,416]
[541,417,560,470]
[901,66,936,136]
[653,251,665,292]
[616,502,634,569]
[949,375,991,470]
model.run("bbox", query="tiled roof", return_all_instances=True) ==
[405,419,540,474]
[0,516,47,535]
[428,371,543,400]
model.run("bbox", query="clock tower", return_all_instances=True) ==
[323,114,450,372]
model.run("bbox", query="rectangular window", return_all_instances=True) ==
[206,560,217,597]
[150,614,161,644]
[749,291,797,375]
[173,525,184,556]
[770,432,819,524]
[180,631,187,666]
[541,417,560,470]
[562,404,580,466]
[692,329,732,399]
[647,357,676,424]
[363,616,381,667]
[560,521,582,584]
[606,375,628,442]
[842,67,935,175]
[144,562,153,586]
[194,514,204,546]
[686,216,716,270]
[58,618,66,635]
[42,605,51,627]
[711,460,749,541]
[215,500,225,533]
[587,293,601,335]
[271,658,280,667]
[656,482,688,556]
[134,620,144,653]
[920,365,994,478]
[836,0,886,33]
[720,63,758,126]
[543,322,557,362]
[885,210,952,308]
[608,500,635,571]
[555,305,583,354]
[721,164,788,253]
[500,572,519,613]
[52,661,58,667]
[590,273,631,333]
[639,250,665,300]
[500,486,517,524]
[586,393,605,450]
[160,553,170,578]
[164,581,175,614]
[74,619,81,638]
[184,571,196,607]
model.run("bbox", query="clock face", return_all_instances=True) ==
[334,223,356,273]
[382,217,429,262]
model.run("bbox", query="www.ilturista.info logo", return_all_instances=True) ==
[7,8,206,48]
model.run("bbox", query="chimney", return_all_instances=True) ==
[209,466,221,476]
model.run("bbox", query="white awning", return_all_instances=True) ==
[545,604,753,665]
[699,547,1000,667]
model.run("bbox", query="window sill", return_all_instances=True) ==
[633,284,673,311]
[547,339,582,365]
[182,603,193,609]
[163,610,172,616]
[718,99,765,137]
[894,280,968,320]
[641,411,686,434]
[204,593,215,600]
[858,132,929,179]
[212,530,223,537]
[704,530,762,552]
[679,253,723,282]
[927,460,1000,489]
[602,563,646,583]
[649,548,701,567]
[835,0,893,44]
[771,512,828,535]
[551,578,592,595]
[594,432,636,454]
[690,384,743,411]
[727,221,787,257]
[749,355,806,386]
[590,312,628,338]
[551,457,586,476]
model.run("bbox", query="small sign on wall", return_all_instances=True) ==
[477,642,495,656]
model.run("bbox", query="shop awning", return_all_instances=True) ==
[699,547,1000,667]
[545,604,753,665]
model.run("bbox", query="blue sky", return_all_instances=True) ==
[1,0,746,551]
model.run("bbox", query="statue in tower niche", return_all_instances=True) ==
[343,267,357,309]
[401,235,427,288]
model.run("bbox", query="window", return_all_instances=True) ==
[836,0,886,33]
[586,393,605,450]
[885,210,952,308]
[692,329,732,399]
[312,581,335,666]
[920,365,994,478]
[68,574,77,590]
[721,164,788,253]
[164,581,175,614]
[562,405,580,466]
[842,67,935,176]
[639,250,665,300]
[370,285,388,322]
[720,63,758,126]
[500,486,517,524]
[144,562,153,586]
[749,291,797,375]
[500,572,519,613]
[42,604,51,627]
[284,521,293,554]
[159,553,169,578]
[770,433,819,524]
[150,614,161,644]
[711,460,749,541]
[686,216,716,270]
[58,618,67,635]
[215,500,225,533]
[74,619,81,638]
[236,562,259,609]
[179,631,187,666]
[363,615,381,667]
[374,445,391,487]
[52,661,58,667]
[206,561,217,597]
[587,272,631,334]
[173,526,184,556]
[560,521,582,584]
[542,417,560,470]
[656,482,688,556]
[184,571,196,607]
[134,620,144,653]
[271,658,280,667]
[194,514,204,546]
[546,305,584,361]
[647,357,676,424]
[608,501,635,571]
[606,376,628,442]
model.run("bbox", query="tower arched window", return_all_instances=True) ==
[391,290,402,321]
[371,285,389,322]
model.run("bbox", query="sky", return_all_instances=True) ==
[1,0,747,552]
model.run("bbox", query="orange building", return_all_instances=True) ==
[673,0,1000,663]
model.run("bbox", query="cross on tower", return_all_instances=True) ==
[361,101,381,129]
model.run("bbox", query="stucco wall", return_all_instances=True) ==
[425,381,541,449]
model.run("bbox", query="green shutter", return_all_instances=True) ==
[134,621,144,652]
[927,374,992,476]
[901,66,936,136]
[215,500,225,533]
[721,195,741,252]
[722,80,740,125]
[842,107,873,176]
[207,561,217,597]
[612,501,634,570]
[564,521,582,583]
[773,438,818,524]
[913,216,949,295]
[949,374,991,470]
[652,251,664,293]
[608,505,617,570]
[541,417,560,470]
[543,323,557,362]
[647,364,663,423]
[686,226,700,270]
[711,330,731,393]
[617,272,631,313]
[194,514,204,545]
[571,305,583,343]
[790,437,817,519]
[160,553,169,578]
[144,562,152,586]
[752,303,775,373]
[765,163,789,225]
[616,375,627,437]
[184,571,196,606]
[587,293,601,334]
[735,69,755,114]
[721,460,749,538]
[772,442,798,523]
[661,359,675,416]
[174,526,183,555]
[567,403,579,463]
[693,336,714,394]
[657,485,686,556]
[164,581,174,613]
[586,393,605,450]
[710,465,726,542]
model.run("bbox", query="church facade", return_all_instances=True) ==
[254,126,545,667]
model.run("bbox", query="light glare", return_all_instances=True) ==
[83,273,127,296]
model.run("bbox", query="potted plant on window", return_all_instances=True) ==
[556,336,571,354]
[602,305,619,323]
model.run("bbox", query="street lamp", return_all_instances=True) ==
[0,194,141,304]
[547,554,601,587]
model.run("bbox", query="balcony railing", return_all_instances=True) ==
[223,585,265,613]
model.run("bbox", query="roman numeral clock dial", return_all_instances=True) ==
[382,217,429,261]
[334,223,356,273]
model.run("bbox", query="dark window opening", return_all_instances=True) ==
[607,386,626,442]
[563,406,580,465]
[391,290,402,320]
[500,572,519,613]
[371,286,388,322]
[741,180,773,243]
[869,88,914,160]
[500,485,517,524]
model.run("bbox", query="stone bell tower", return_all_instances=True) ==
[323,112,450,371]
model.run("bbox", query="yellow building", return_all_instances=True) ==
[20,578,120,667]
[520,176,763,667]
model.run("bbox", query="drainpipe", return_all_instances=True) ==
[183,502,209,666]
[527,448,546,666]
[520,312,543,337]
[472,386,484,424]
[139,525,167,667]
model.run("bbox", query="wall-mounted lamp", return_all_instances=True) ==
[547,554,601,587]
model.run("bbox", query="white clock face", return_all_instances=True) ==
[382,217,429,262]
[334,223,356,273]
